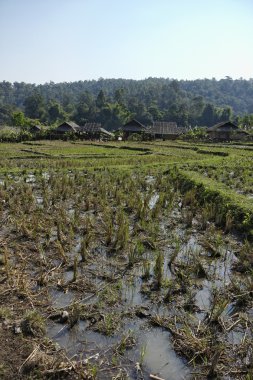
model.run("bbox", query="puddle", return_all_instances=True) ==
[122,277,144,306]
[42,171,50,180]
[47,319,117,361]
[211,249,237,284]
[25,174,36,183]
[195,279,212,311]
[149,193,159,209]
[227,329,245,345]
[36,196,43,205]
[145,175,155,184]
[139,328,190,380]
[50,288,75,308]
[47,317,190,380]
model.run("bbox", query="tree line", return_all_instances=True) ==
[0,77,253,130]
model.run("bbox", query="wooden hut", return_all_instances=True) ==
[54,121,80,135]
[207,121,248,141]
[30,125,41,134]
[146,121,184,140]
[121,119,147,139]
[79,123,114,140]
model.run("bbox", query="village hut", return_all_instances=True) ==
[54,121,80,135]
[30,125,42,134]
[121,119,147,139]
[79,123,114,140]
[146,121,185,140]
[207,121,249,141]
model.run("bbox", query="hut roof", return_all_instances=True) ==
[79,123,101,133]
[79,123,114,136]
[99,128,114,137]
[56,121,80,132]
[122,119,147,132]
[236,129,249,135]
[147,121,184,135]
[208,121,238,132]
[31,125,41,130]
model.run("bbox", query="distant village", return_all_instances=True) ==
[0,119,252,143]
[29,119,251,142]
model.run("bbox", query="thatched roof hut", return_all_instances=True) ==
[30,125,42,133]
[146,121,185,140]
[55,121,80,134]
[207,121,248,141]
[122,119,147,138]
[79,123,114,140]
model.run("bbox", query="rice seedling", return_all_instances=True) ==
[183,289,197,312]
[164,279,180,302]
[225,209,234,233]
[55,239,68,263]
[72,255,78,282]
[139,343,147,366]
[168,235,181,270]
[208,287,228,325]
[102,208,114,246]
[128,245,138,268]
[154,251,164,289]
[93,312,121,336]
[68,301,81,328]
[141,257,151,279]
[114,330,136,355]
[113,210,129,251]
[183,208,194,227]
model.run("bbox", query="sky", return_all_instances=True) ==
[0,0,253,84]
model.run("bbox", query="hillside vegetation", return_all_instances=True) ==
[1,78,253,129]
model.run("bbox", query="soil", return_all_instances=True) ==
[0,324,32,379]
[0,285,36,379]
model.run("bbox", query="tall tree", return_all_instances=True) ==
[24,93,46,120]
[47,100,65,124]
[200,104,217,127]
[96,90,106,108]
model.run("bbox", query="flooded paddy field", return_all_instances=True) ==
[0,140,252,379]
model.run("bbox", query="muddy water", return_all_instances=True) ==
[50,288,75,308]
[47,320,116,358]
[46,226,248,379]
[47,260,191,379]
[138,329,190,380]
[149,193,159,209]
[1,168,252,379]
[29,167,249,380]
[47,318,190,380]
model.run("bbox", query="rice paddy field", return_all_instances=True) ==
[0,139,252,380]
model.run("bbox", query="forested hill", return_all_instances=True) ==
[1,77,253,129]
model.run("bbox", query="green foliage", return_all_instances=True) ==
[47,100,66,123]
[169,167,253,236]
[24,92,46,120]
[1,78,253,129]
[0,127,20,142]
[127,133,142,141]
[12,111,26,126]
[184,127,208,140]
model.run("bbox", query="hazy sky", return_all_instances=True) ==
[0,0,253,84]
